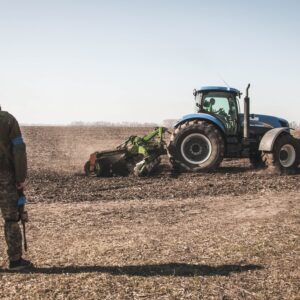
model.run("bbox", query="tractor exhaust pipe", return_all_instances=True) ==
[244,84,250,140]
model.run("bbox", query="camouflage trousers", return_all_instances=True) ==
[0,171,22,261]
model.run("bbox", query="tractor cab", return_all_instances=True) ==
[194,86,241,135]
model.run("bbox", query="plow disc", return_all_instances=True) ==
[84,149,131,177]
[84,127,169,177]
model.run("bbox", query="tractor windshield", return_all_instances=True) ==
[197,91,239,135]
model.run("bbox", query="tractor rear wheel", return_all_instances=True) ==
[264,134,299,174]
[168,120,224,172]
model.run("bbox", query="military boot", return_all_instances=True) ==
[9,258,34,270]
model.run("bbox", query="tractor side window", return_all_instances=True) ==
[227,97,238,134]
[202,93,238,135]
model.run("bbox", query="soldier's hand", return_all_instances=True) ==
[16,182,26,190]
[20,210,29,223]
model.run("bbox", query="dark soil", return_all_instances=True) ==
[0,126,299,299]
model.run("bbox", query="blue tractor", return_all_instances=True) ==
[168,84,300,174]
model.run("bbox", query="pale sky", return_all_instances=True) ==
[0,0,299,125]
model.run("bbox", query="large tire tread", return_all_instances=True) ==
[168,120,224,172]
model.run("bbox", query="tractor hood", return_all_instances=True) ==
[174,113,289,133]
[240,114,289,129]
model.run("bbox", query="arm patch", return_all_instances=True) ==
[11,137,24,146]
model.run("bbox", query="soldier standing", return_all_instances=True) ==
[0,106,33,270]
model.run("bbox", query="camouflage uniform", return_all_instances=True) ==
[0,111,27,261]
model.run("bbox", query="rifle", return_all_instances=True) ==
[17,189,28,252]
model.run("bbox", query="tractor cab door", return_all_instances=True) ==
[201,92,239,135]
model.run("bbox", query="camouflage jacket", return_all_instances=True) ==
[0,111,27,183]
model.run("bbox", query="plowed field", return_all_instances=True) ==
[0,126,299,300]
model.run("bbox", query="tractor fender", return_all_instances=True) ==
[174,113,226,133]
[259,127,290,152]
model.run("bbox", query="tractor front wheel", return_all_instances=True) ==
[168,120,224,172]
[264,134,299,174]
